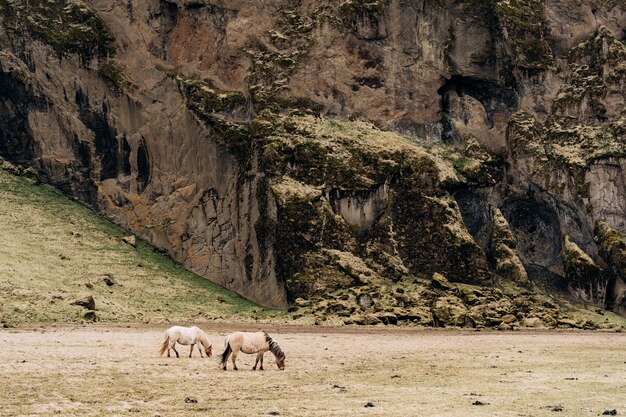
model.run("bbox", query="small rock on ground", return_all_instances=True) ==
[122,235,136,247]
[71,295,95,310]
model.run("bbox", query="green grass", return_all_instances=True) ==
[0,168,280,326]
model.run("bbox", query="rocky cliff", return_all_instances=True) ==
[0,0,624,316]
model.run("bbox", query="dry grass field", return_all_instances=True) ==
[1,325,625,417]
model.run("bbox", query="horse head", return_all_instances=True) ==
[276,355,285,370]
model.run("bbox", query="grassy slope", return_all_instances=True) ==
[0,168,278,326]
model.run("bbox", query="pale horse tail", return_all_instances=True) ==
[159,335,170,356]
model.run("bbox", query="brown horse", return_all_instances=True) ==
[219,331,285,371]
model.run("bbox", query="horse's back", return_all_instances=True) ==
[166,326,199,344]
[165,325,185,336]
[225,331,267,353]
[225,331,243,347]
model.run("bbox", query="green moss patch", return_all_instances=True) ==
[260,114,472,191]
[492,0,554,71]
[595,221,626,282]
[0,0,115,63]
[173,74,251,163]
[489,208,528,284]
[290,274,623,329]
[259,115,495,298]
[545,27,626,166]
[97,60,136,94]
[561,235,605,301]
[245,6,317,112]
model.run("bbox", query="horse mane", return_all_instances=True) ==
[263,331,285,360]
[198,330,211,347]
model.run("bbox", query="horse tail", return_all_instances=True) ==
[159,335,169,357]
[219,342,232,367]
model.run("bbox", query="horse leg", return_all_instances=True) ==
[172,343,180,358]
[197,344,204,358]
[231,350,239,371]
[259,353,264,371]
[189,344,194,358]
[253,353,261,371]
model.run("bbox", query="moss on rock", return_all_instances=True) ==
[492,0,554,71]
[260,114,494,299]
[432,295,468,327]
[595,221,626,282]
[505,27,626,204]
[271,180,358,300]
[506,110,541,157]
[545,27,626,166]
[175,75,247,114]
[0,0,115,63]
[97,60,136,94]
[261,115,468,191]
[245,6,316,112]
[562,235,605,304]
[285,275,611,329]
[174,74,251,164]
[489,208,528,284]
[338,0,387,35]
[395,195,492,285]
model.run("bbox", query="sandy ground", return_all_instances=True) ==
[0,325,625,417]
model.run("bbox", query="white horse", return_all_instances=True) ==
[219,331,285,371]
[159,326,213,358]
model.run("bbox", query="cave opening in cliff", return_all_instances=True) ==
[121,135,131,176]
[437,75,518,143]
[500,199,562,281]
[136,141,150,192]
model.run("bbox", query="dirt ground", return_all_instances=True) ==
[1,325,625,417]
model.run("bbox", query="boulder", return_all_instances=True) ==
[71,295,95,310]
[122,235,136,247]
[432,295,468,327]
[431,273,452,291]
[521,317,545,328]
[357,293,374,310]
[500,314,517,324]
[497,322,513,331]
[83,310,97,321]
[375,312,398,325]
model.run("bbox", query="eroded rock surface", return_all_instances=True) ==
[0,0,624,314]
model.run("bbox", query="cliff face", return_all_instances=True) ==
[0,0,624,312]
